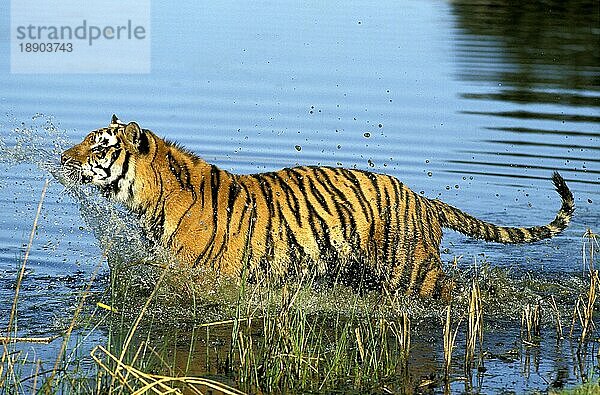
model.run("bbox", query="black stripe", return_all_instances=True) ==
[400,190,414,285]
[277,205,295,267]
[270,172,302,227]
[284,169,329,253]
[315,168,356,240]
[107,150,130,195]
[483,222,494,241]
[306,204,327,252]
[361,170,382,249]
[413,195,427,249]
[138,129,150,155]
[285,169,312,217]
[490,222,501,242]
[512,227,526,243]
[304,174,333,215]
[311,168,349,237]
[198,178,206,207]
[205,165,224,259]
[194,165,222,265]
[235,183,252,234]
[421,199,439,250]
[363,170,382,215]
[147,152,166,241]
[256,175,275,263]
[532,225,552,240]
[338,168,374,225]
[414,254,434,293]
[387,180,400,265]
[380,185,392,264]
[225,179,241,234]
[333,168,369,251]
[148,202,165,242]
[149,176,164,219]
[95,148,121,182]
[285,169,328,247]
[167,151,193,192]
[148,141,163,217]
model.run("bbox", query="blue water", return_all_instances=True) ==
[0,0,598,392]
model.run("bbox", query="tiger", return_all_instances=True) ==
[60,115,575,297]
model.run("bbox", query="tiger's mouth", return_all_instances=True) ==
[60,155,90,184]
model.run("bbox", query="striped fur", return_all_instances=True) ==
[61,116,575,297]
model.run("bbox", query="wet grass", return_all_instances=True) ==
[228,275,412,393]
[554,380,600,395]
[3,263,600,394]
[1,184,599,394]
[5,260,600,394]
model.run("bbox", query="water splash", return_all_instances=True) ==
[0,113,159,269]
[0,113,67,182]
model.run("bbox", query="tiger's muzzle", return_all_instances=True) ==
[60,153,89,184]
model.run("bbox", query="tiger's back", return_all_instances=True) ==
[61,116,574,298]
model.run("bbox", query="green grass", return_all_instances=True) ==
[2,257,599,394]
[553,381,600,395]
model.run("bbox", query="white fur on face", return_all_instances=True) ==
[82,130,122,185]
[91,130,119,150]
[83,128,136,204]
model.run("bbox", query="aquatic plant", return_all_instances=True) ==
[442,304,460,383]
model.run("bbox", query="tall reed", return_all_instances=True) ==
[442,305,460,383]
[548,295,563,342]
[465,276,483,375]
[521,303,541,346]
[570,229,599,351]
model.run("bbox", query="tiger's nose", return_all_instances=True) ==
[60,152,73,166]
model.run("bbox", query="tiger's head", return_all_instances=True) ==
[61,114,150,200]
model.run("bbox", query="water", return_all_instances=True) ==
[0,0,598,392]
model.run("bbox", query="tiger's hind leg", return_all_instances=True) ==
[387,242,452,300]
[413,252,454,301]
[416,254,444,297]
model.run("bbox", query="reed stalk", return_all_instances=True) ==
[578,271,598,350]
[465,276,483,374]
[108,266,170,389]
[397,311,411,370]
[521,303,541,346]
[45,259,104,392]
[442,305,460,382]
[548,295,563,342]
[582,229,598,274]
[91,345,245,395]
[570,230,598,351]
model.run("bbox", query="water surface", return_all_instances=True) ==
[0,0,598,393]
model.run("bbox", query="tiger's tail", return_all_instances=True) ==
[431,172,574,244]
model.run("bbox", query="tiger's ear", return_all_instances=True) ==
[124,122,150,155]
[110,114,125,126]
